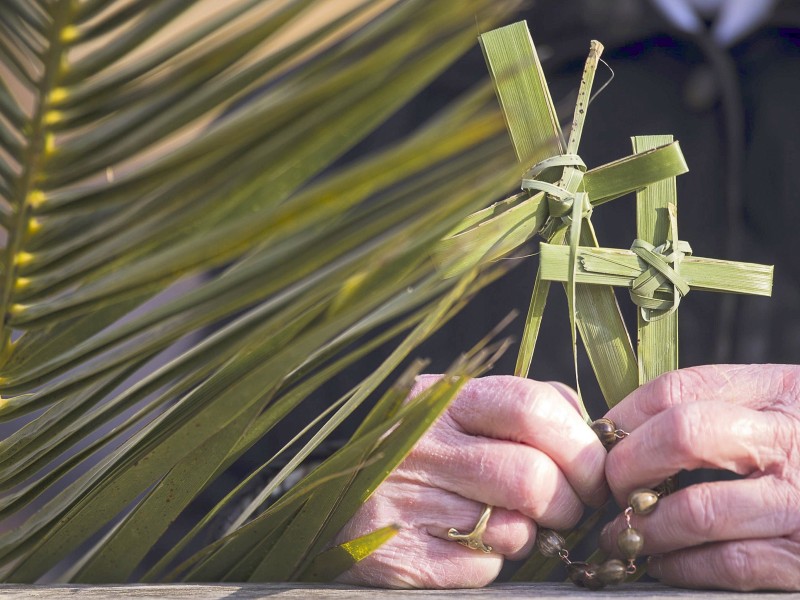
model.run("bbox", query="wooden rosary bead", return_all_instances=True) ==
[566,562,590,586]
[617,527,644,560]
[555,418,658,590]
[590,418,618,448]
[628,488,659,515]
[536,529,565,557]
[596,559,627,585]
[583,568,606,591]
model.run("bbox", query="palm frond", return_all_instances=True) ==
[0,0,523,583]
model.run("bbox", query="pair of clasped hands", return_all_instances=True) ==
[337,365,800,590]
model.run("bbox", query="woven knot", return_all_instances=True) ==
[629,237,693,321]
[521,154,591,225]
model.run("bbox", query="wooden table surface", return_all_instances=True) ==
[1,583,797,599]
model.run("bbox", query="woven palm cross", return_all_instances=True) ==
[539,134,773,384]
[437,21,773,412]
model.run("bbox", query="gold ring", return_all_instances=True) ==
[447,503,494,553]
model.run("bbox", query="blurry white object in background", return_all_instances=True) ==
[649,0,779,46]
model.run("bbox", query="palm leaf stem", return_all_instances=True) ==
[0,0,70,364]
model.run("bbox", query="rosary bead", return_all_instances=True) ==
[618,527,644,560]
[597,559,627,585]
[590,418,618,448]
[583,569,607,591]
[536,529,566,557]
[566,562,590,586]
[628,488,659,515]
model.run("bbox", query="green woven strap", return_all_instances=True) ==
[521,154,591,224]
[629,236,692,321]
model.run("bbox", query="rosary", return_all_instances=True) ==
[535,417,669,589]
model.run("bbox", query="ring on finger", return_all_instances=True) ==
[447,503,494,553]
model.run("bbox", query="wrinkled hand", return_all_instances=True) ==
[600,364,800,591]
[337,375,608,588]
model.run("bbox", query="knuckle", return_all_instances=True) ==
[511,376,558,411]
[667,404,705,463]
[504,378,549,420]
[506,391,538,430]
[649,370,689,413]
[513,458,581,528]
[680,485,719,540]
[649,367,717,413]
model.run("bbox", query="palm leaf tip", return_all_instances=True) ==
[301,525,399,583]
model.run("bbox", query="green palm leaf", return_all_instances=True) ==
[0,0,524,583]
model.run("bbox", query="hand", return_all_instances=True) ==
[600,364,800,591]
[336,375,608,588]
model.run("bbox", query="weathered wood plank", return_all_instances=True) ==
[0,583,798,599]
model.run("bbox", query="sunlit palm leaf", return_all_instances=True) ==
[0,0,523,583]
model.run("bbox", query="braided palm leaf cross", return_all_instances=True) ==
[465,22,693,406]
[473,23,774,391]
[538,136,774,383]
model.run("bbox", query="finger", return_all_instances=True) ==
[606,400,787,500]
[352,478,536,559]
[600,477,799,556]
[336,480,523,588]
[605,364,800,431]
[424,500,537,561]
[447,375,608,506]
[647,538,800,591]
[402,426,585,529]
[338,528,504,588]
